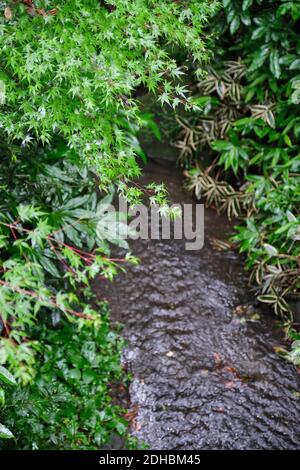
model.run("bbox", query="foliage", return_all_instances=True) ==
[185,167,255,219]
[275,326,300,367]
[181,0,300,322]
[0,365,16,439]
[0,140,138,442]
[0,0,219,204]
[0,141,137,384]
[1,308,133,449]
[285,328,300,366]
[0,0,219,446]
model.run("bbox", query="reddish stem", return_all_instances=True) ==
[0,314,10,337]
[0,279,94,320]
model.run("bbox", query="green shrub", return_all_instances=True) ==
[1,306,132,449]
[0,0,219,203]
[0,0,219,445]
[181,1,300,322]
[0,141,137,443]
[0,141,136,383]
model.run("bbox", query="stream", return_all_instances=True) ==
[97,159,300,450]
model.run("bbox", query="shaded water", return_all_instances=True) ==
[97,160,300,450]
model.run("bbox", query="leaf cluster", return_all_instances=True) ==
[183,1,300,320]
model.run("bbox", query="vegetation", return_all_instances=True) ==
[179,1,300,363]
[0,0,218,448]
[1,0,298,450]
[0,365,16,439]
[0,0,219,203]
[2,309,131,450]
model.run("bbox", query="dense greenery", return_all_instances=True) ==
[0,0,218,448]
[0,365,16,439]
[0,0,219,203]
[2,309,131,449]
[181,1,300,362]
[0,140,137,446]
[2,0,298,449]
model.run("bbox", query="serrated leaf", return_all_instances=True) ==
[17,205,45,222]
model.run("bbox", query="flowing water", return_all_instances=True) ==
[96,159,300,450]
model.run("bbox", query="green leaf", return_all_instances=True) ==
[17,205,45,222]
[0,423,14,439]
[96,193,114,217]
[0,365,16,386]
[38,255,61,278]
[284,134,292,147]
[211,140,232,151]
[289,59,300,70]
[230,16,240,35]
[141,113,162,141]
[270,49,281,79]
[0,387,5,406]
[249,46,269,71]
[242,0,253,11]
[233,118,255,128]
[64,225,83,247]
[63,195,91,211]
